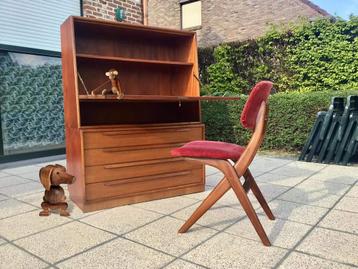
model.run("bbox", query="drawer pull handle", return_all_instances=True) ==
[104,157,183,169]
[101,143,185,153]
[103,171,191,186]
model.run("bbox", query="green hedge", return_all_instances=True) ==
[202,90,358,152]
[199,16,358,95]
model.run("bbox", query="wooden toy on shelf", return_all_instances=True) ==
[90,69,124,98]
[39,164,75,216]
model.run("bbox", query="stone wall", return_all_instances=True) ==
[82,0,143,24]
[148,0,329,47]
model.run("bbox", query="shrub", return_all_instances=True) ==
[199,16,358,94]
[202,90,358,152]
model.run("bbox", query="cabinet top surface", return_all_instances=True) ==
[65,16,196,37]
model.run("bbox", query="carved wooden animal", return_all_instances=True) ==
[39,164,75,217]
[90,69,123,98]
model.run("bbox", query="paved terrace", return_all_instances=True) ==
[0,156,357,268]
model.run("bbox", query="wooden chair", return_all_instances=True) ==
[171,81,275,246]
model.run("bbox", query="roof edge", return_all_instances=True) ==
[299,0,332,17]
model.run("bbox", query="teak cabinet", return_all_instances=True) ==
[60,16,205,212]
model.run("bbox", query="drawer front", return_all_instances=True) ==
[86,168,203,201]
[83,125,203,149]
[84,143,184,166]
[85,158,202,184]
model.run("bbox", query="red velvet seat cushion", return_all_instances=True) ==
[171,140,245,161]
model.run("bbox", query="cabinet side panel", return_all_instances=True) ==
[61,17,85,208]
[67,128,85,207]
[61,17,80,129]
[189,34,200,96]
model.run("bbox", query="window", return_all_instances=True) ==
[181,0,202,29]
[0,50,65,156]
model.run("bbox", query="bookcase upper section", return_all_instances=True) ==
[61,16,201,127]
[63,16,199,98]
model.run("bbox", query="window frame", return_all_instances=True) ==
[0,44,65,164]
[180,0,202,30]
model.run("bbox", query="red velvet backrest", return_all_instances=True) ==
[240,81,273,130]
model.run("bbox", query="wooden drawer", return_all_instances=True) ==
[85,158,202,184]
[86,168,203,201]
[84,143,184,166]
[82,125,203,149]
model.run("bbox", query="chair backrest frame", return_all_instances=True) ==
[235,101,269,176]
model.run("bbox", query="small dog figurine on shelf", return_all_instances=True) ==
[39,164,75,217]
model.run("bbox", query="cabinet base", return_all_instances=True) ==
[70,184,205,213]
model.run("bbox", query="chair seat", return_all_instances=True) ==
[171,140,245,161]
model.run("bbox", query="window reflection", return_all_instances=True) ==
[0,51,65,155]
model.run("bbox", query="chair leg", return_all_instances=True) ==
[178,177,231,233]
[244,169,275,220]
[224,164,271,246]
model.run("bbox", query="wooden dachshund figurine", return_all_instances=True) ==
[39,164,75,217]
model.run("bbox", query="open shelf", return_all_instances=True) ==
[76,54,193,67]
[74,19,194,62]
[80,101,201,125]
[78,94,241,102]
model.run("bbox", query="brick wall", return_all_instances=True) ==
[148,0,329,47]
[82,0,143,24]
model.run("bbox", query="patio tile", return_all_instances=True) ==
[297,227,358,265]
[319,209,358,235]
[0,172,10,178]
[192,182,288,210]
[295,178,350,196]
[205,172,224,187]
[250,157,292,172]
[18,191,100,220]
[165,259,206,269]
[182,185,214,201]
[133,196,199,215]
[0,199,37,219]
[14,221,115,263]
[225,215,311,249]
[2,165,39,175]
[0,244,48,269]
[172,204,244,231]
[269,161,323,177]
[35,160,66,168]
[308,168,357,185]
[261,199,329,225]
[124,216,217,256]
[253,182,291,199]
[346,186,358,197]
[279,251,354,269]
[81,205,163,235]
[0,175,32,188]
[183,232,287,269]
[278,187,341,208]
[204,188,261,209]
[57,237,174,269]
[0,210,71,240]
[256,173,307,187]
[0,181,43,197]
[334,196,358,213]
[205,165,220,176]
[17,170,40,181]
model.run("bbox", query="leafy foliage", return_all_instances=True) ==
[199,16,358,152]
[202,90,358,152]
[199,16,358,94]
